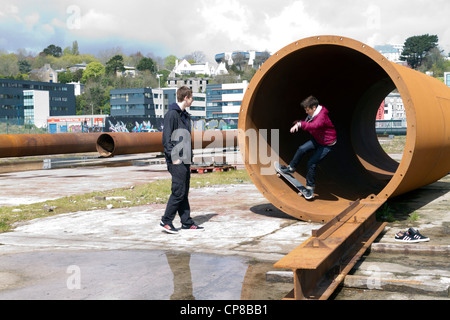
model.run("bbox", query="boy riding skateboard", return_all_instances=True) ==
[279,96,337,200]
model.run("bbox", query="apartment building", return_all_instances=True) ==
[0,78,75,127]
[110,87,206,120]
[110,87,176,118]
[205,81,248,119]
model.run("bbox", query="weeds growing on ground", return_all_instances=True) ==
[0,169,250,233]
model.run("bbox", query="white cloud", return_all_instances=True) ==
[261,1,323,52]
[24,12,40,30]
[0,4,21,22]
[42,23,55,35]
[76,9,119,36]
[198,0,253,42]
[1,0,450,58]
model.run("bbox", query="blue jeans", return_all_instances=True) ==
[289,139,333,188]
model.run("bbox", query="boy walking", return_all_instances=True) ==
[160,86,204,234]
[280,96,337,199]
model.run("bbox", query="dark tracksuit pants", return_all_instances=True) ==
[161,162,194,226]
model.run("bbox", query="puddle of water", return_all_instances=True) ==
[0,250,291,300]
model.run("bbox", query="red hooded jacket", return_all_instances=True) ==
[299,105,337,146]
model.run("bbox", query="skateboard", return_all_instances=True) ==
[274,161,309,198]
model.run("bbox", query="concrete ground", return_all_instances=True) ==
[0,152,448,300]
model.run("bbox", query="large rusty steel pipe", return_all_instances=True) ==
[96,130,238,157]
[0,133,101,158]
[238,35,450,223]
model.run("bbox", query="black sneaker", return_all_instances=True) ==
[394,230,413,242]
[394,228,429,243]
[160,221,178,234]
[408,227,430,242]
[181,223,205,231]
[280,165,295,174]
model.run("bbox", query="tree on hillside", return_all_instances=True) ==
[18,60,32,74]
[136,57,156,73]
[164,55,178,71]
[81,62,105,83]
[419,47,448,77]
[105,55,125,75]
[0,53,19,76]
[184,51,206,63]
[400,34,438,69]
[232,53,249,72]
[253,51,271,68]
[72,41,80,56]
[58,69,83,84]
[42,44,63,58]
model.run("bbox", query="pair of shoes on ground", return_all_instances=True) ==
[160,220,204,234]
[394,227,429,243]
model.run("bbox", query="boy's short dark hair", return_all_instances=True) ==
[301,96,319,109]
[177,86,193,102]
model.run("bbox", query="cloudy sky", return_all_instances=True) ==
[0,0,449,62]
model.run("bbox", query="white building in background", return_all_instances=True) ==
[67,82,85,96]
[186,93,206,120]
[171,59,228,77]
[384,92,405,120]
[214,50,270,68]
[206,81,249,119]
[23,90,49,128]
[167,78,210,94]
[374,44,404,64]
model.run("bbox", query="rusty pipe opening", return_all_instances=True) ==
[96,134,115,157]
[238,36,450,222]
[96,132,164,157]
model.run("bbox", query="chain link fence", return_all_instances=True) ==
[0,117,47,134]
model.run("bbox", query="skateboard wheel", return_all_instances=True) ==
[277,173,281,177]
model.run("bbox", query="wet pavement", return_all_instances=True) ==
[0,152,308,300]
[0,151,448,300]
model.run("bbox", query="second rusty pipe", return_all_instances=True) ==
[96,130,238,157]
[0,133,101,158]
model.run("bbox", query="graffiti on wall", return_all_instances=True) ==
[106,117,237,133]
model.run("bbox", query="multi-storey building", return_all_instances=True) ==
[110,87,206,120]
[205,81,248,119]
[0,78,75,128]
[110,87,176,118]
[167,77,210,93]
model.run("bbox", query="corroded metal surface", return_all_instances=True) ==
[239,35,450,299]
[96,130,238,157]
[238,35,450,223]
[0,133,101,158]
[0,130,237,159]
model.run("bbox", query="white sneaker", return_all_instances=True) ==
[303,187,315,200]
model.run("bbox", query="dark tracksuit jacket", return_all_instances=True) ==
[161,103,194,226]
